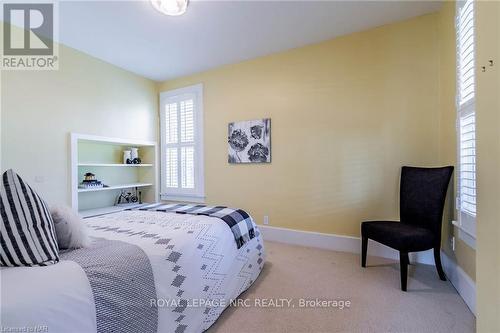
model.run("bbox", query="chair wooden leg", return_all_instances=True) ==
[361,236,368,267]
[400,251,409,291]
[434,247,446,281]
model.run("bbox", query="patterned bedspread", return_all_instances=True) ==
[86,210,265,333]
[0,209,265,333]
[130,203,256,248]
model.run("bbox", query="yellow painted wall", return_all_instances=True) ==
[1,38,158,205]
[159,8,477,283]
[437,2,476,280]
[1,7,479,293]
[158,14,442,237]
[476,1,500,331]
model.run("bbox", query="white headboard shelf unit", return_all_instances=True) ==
[70,133,158,218]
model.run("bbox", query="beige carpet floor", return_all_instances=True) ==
[208,241,475,333]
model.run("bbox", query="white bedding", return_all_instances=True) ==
[0,210,265,333]
[1,260,97,332]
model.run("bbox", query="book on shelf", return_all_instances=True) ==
[78,180,108,189]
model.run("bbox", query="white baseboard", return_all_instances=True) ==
[259,225,475,315]
[259,225,434,264]
[441,252,476,314]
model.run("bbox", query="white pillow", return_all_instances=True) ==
[50,205,91,249]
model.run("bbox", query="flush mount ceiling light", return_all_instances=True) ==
[151,0,188,16]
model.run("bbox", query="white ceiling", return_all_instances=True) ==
[59,1,442,81]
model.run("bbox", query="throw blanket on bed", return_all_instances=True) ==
[60,238,158,333]
[129,203,255,249]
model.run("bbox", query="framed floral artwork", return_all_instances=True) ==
[228,118,271,163]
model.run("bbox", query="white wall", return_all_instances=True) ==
[1,44,158,205]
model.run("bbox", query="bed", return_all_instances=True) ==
[1,207,265,333]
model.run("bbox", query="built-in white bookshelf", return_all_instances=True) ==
[71,133,158,218]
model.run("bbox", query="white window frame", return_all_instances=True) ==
[454,0,476,248]
[160,84,205,203]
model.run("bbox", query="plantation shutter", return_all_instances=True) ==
[160,84,204,201]
[456,0,476,235]
[180,99,195,189]
[165,95,195,190]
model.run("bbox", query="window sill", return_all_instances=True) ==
[452,220,476,250]
[160,193,206,204]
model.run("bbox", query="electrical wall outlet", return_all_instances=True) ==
[263,215,269,225]
[451,236,456,251]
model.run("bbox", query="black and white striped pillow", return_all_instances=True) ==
[0,169,59,266]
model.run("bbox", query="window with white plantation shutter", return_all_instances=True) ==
[456,0,476,237]
[160,84,204,202]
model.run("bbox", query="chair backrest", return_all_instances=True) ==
[400,166,454,238]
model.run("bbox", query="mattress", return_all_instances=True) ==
[1,210,265,333]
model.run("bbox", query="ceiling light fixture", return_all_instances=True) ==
[151,0,188,16]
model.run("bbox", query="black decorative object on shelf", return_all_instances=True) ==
[115,187,141,205]
[125,157,142,164]
[79,172,108,189]
[83,172,95,181]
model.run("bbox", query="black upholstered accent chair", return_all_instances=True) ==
[361,166,454,291]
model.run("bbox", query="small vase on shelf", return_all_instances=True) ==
[123,150,131,164]
[130,147,139,160]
